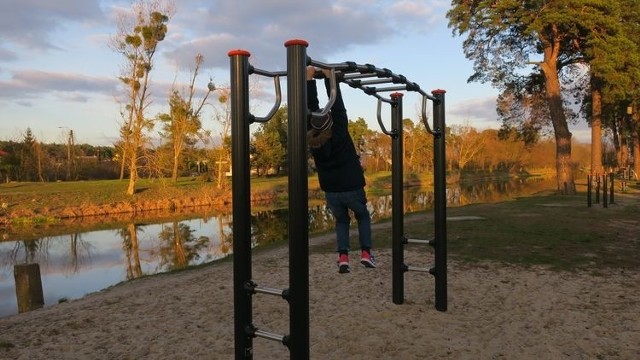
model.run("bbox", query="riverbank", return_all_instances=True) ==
[0,178,288,236]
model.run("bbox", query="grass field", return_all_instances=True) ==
[312,187,640,272]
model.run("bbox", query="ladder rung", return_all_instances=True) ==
[405,237,434,245]
[245,281,289,299]
[254,286,287,297]
[406,265,433,273]
[254,329,287,343]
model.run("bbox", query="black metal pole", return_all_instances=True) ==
[603,174,608,208]
[587,175,592,207]
[390,93,404,305]
[595,176,600,203]
[609,172,615,204]
[284,39,310,360]
[229,49,253,360]
[432,89,447,312]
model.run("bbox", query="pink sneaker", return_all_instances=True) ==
[360,250,377,268]
[337,253,350,273]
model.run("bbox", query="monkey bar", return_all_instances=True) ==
[229,39,447,360]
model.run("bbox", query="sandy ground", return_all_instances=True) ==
[1,227,639,360]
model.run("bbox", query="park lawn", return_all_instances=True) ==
[0,178,217,216]
[312,188,640,272]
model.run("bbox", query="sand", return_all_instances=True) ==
[1,227,639,360]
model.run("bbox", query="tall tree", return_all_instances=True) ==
[575,1,640,177]
[19,128,38,182]
[594,0,640,177]
[447,0,603,194]
[112,0,172,195]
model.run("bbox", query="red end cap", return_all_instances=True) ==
[228,49,251,57]
[284,39,309,47]
[391,92,404,98]
[431,89,447,95]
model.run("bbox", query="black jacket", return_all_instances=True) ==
[307,78,366,192]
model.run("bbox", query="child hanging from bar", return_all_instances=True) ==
[306,65,375,273]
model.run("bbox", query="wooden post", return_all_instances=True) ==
[14,263,44,313]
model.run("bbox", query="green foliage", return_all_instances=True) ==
[348,117,372,153]
[251,107,288,175]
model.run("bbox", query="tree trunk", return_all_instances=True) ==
[119,149,126,180]
[126,153,137,195]
[590,87,603,176]
[634,121,640,180]
[172,154,179,182]
[540,37,575,195]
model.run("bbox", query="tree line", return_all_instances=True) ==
[0,116,596,184]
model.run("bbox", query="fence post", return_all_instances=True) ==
[603,174,608,208]
[14,263,44,313]
[587,175,592,207]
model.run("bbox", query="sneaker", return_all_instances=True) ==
[360,250,377,268]
[337,253,350,274]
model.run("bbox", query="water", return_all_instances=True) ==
[0,177,553,318]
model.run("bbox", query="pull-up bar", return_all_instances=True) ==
[308,59,438,135]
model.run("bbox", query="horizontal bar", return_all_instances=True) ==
[249,65,287,78]
[254,286,287,297]
[406,266,433,273]
[354,78,394,86]
[342,72,378,80]
[254,329,287,343]
[307,58,436,100]
[371,85,411,93]
[244,280,289,300]
[405,238,435,245]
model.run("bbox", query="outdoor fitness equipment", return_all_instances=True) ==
[229,39,447,360]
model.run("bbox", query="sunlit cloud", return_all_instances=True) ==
[0,70,117,101]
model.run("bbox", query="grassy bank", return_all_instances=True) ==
[312,188,640,272]
[0,172,394,223]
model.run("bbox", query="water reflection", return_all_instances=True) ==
[0,177,553,317]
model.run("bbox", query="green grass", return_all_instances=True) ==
[312,189,640,272]
[0,178,213,211]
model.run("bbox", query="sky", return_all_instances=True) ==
[0,0,590,146]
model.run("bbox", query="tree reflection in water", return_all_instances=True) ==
[119,224,143,280]
[156,221,210,271]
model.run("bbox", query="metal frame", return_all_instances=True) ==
[229,39,448,360]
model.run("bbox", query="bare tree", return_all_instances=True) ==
[450,124,486,171]
[158,54,214,181]
[111,0,173,195]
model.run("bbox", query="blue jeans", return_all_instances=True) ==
[325,188,372,253]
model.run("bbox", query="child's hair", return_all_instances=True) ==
[307,110,333,148]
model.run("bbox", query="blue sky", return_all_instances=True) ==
[0,0,589,146]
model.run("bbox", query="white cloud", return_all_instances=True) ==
[0,0,104,52]
[448,96,499,125]
[0,70,117,101]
